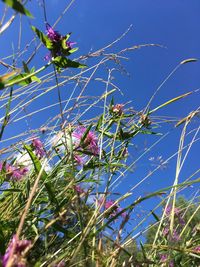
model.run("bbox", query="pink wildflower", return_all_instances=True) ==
[165,205,180,216]
[0,162,28,181]
[72,127,99,156]
[111,104,124,115]
[100,199,126,219]
[163,227,169,236]
[74,154,84,165]
[32,138,45,158]
[194,246,200,253]
[160,254,168,262]
[74,185,85,194]
[1,235,31,267]
[171,230,180,242]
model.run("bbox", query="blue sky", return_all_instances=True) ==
[0,0,199,229]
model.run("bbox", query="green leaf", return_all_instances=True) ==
[24,145,58,206]
[151,210,160,222]
[7,73,40,86]
[0,82,5,90]
[96,115,103,130]
[0,88,12,141]
[80,124,93,145]
[53,56,87,69]
[2,0,33,17]
[31,26,53,49]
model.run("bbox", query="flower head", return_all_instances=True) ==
[194,246,200,253]
[46,23,61,42]
[72,127,99,156]
[32,138,45,158]
[165,204,180,216]
[74,185,85,194]
[111,104,124,116]
[0,162,28,181]
[160,254,168,262]
[74,154,84,165]
[2,235,31,267]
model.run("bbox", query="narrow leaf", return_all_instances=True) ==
[180,58,198,65]
[2,0,33,17]
[31,26,53,49]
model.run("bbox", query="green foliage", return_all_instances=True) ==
[2,0,33,17]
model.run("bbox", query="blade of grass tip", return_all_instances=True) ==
[0,14,16,34]
[0,87,12,141]
[144,58,197,113]
[148,91,192,115]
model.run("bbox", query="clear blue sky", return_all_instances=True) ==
[0,0,199,227]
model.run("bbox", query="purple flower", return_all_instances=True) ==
[66,41,76,50]
[160,254,168,262]
[32,138,45,158]
[100,199,125,219]
[163,227,169,236]
[46,23,61,42]
[51,261,65,267]
[172,230,180,242]
[74,154,84,165]
[44,53,52,61]
[72,127,99,156]
[194,246,200,253]
[104,200,117,210]
[0,162,28,181]
[165,205,180,216]
[2,235,31,267]
[10,166,28,180]
[74,185,85,194]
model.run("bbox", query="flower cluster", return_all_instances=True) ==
[45,23,76,60]
[160,254,174,267]
[100,199,127,219]
[72,127,99,156]
[165,204,185,225]
[0,162,28,181]
[32,138,45,158]
[46,23,61,42]
[1,235,31,267]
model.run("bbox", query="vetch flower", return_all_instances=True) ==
[1,235,31,267]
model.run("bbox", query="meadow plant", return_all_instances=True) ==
[0,1,199,267]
